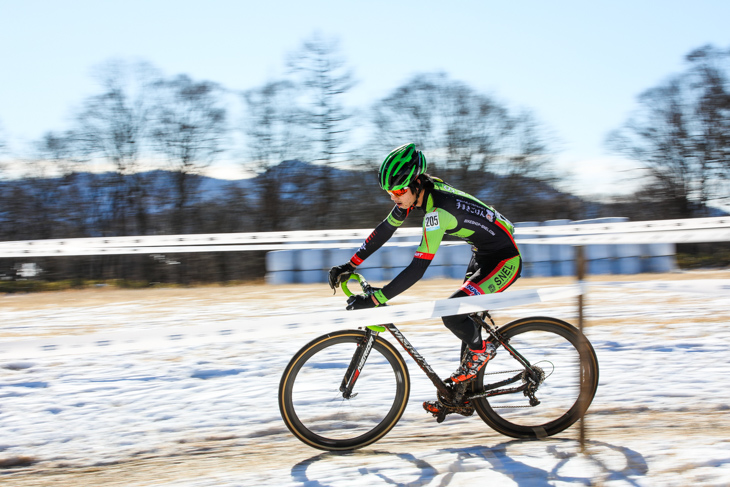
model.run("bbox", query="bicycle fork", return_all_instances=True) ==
[339,328,377,399]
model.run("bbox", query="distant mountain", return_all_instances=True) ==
[7,161,724,221]
[195,172,256,197]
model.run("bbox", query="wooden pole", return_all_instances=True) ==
[576,245,587,452]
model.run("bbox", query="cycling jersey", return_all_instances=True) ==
[350,179,519,302]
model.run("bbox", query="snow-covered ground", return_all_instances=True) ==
[1,271,729,486]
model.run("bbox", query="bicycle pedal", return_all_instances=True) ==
[423,401,448,422]
[424,399,473,422]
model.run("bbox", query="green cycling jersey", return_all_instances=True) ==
[350,178,519,303]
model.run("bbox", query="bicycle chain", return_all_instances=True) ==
[483,368,523,376]
[469,367,544,409]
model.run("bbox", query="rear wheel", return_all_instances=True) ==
[279,330,410,451]
[472,317,599,438]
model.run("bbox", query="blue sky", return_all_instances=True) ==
[1,0,729,198]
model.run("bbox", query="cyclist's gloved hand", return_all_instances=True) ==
[346,294,376,310]
[328,261,356,290]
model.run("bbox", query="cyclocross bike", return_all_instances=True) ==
[278,273,599,451]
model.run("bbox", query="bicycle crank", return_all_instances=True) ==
[424,384,475,423]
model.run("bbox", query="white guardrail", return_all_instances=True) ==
[0,217,729,257]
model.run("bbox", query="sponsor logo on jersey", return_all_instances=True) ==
[493,263,516,287]
[463,283,482,296]
[464,218,496,236]
[456,199,495,222]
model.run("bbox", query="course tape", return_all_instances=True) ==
[0,285,581,359]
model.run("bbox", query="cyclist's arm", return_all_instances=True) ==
[349,206,408,266]
[375,208,455,304]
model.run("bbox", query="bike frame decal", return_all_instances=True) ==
[386,325,435,376]
[385,324,453,399]
[341,332,376,397]
[357,334,375,373]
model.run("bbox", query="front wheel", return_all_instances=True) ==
[279,330,410,451]
[472,317,599,439]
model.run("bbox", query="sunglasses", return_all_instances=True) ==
[388,188,409,197]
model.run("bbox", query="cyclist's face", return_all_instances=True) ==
[389,188,416,208]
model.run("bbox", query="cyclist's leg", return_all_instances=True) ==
[442,252,480,350]
[461,251,522,295]
[442,249,522,351]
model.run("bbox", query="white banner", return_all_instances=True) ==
[0,285,581,359]
[3,277,728,359]
[593,279,730,295]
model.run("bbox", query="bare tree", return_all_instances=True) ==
[73,59,162,235]
[687,45,730,209]
[243,79,312,170]
[285,33,357,227]
[29,131,82,177]
[0,120,8,179]
[607,44,730,217]
[370,73,556,200]
[241,80,313,231]
[21,131,88,239]
[151,74,228,234]
[0,120,16,240]
[287,33,356,165]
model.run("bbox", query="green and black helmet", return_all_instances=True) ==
[378,143,427,191]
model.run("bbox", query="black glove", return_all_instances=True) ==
[328,262,356,290]
[346,294,377,310]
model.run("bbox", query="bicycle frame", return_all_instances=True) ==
[342,319,541,408]
[338,274,542,406]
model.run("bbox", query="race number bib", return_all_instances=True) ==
[424,211,440,231]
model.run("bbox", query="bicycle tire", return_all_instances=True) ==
[472,317,599,439]
[279,330,410,451]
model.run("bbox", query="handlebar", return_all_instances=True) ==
[340,272,374,298]
[341,272,388,331]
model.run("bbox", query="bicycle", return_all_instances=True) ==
[278,273,599,451]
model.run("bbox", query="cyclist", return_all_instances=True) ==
[328,143,522,412]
